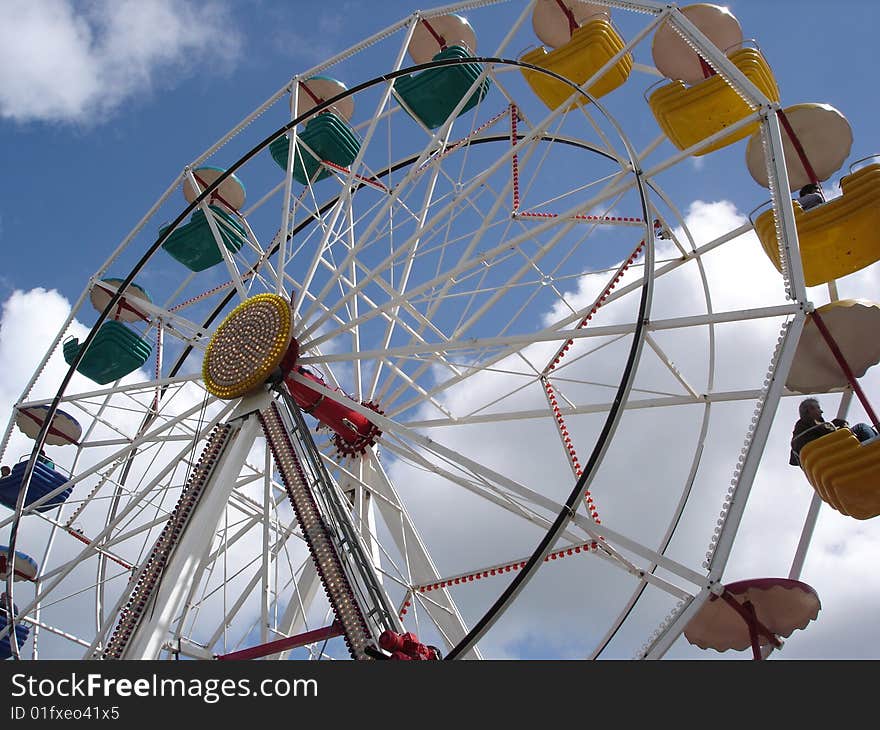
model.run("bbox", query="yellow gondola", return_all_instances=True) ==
[799,427,880,520]
[648,47,779,155]
[754,162,880,286]
[520,18,632,110]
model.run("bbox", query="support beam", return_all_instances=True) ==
[118,391,270,659]
[216,622,343,661]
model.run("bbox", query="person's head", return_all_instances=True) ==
[799,397,822,420]
[0,466,9,477]
[799,183,820,198]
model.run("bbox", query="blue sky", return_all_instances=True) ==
[1,1,880,661]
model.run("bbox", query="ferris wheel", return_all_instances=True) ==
[2,0,878,661]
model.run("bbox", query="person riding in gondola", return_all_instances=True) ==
[797,183,825,211]
[789,397,877,466]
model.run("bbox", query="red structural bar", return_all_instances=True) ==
[64,529,133,570]
[517,213,644,224]
[777,109,820,187]
[320,160,389,192]
[554,0,579,35]
[543,378,600,521]
[93,282,150,322]
[415,540,600,592]
[421,19,447,50]
[169,279,237,312]
[698,56,716,79]
[194,172,242,215]
[18,410,79,447]
[414,106,511,177]
[810,308,880,430]
[151,326,163,414]
[298,79,323,107]
[719,592,781,661]
[215,622,344,661]
[537,239,645,523]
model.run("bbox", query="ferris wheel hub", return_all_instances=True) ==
[202,293,292,399]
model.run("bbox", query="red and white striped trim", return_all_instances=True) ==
[412,540,600,593]
[516,212,644,225]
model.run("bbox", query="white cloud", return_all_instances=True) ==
[0,287,87,418]
[0,0,242,124]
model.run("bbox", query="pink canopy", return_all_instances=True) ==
[685,578,820,657]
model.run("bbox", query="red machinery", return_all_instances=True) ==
[280,340,383,457]
[377,630,441,660]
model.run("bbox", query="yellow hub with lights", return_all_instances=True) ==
[202,293,292,399]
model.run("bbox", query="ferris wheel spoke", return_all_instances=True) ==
[329,253,458,347]
[578,105,629,167]
[424,129,611,310]
[432,195,520,337]
[383,323,634,419]
[644,332,700,399]
[298,188,488,345]
[403,387,782,430]
[288,187,348,321]
[302,171,642,369]
[408,535,690,608]
[297,279,462,384]
[444,175,636,342]
[304,129,604,366]
[233,210,268,259]
[89,280,211,346]
[296,115,621,346]
[369,428,587,538]
[32,512,138,573]
[294,147,441,330]
[268,559,323,659]
[181,196,249,302]
[21,613,93,652]
[380,255,620,404]
[378,436,570,539]
[330,303,798,377]
[363,149,453,400]
[90,513,170,562]
[275,85,310,296]
[281,369,555,534]
[20,376,204,413]
[283,273,350,331]
[59,388,208,449]
[205,492,297,567]
[342,207,366,398]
